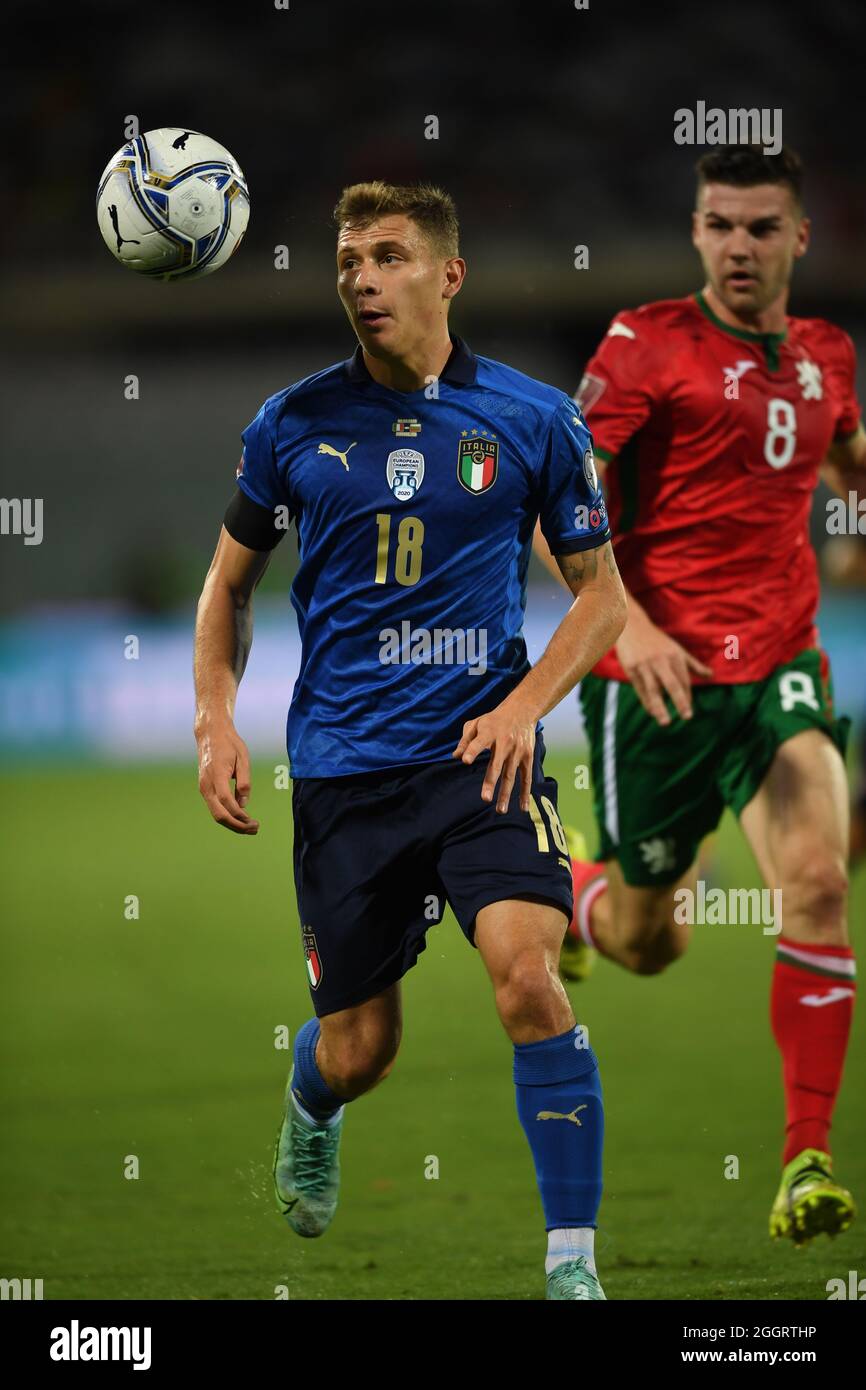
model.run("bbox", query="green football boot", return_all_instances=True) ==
[273,1068,344,1238]
[546,1256,607,1300]
[769,1147,856,1245]
[559,827,599,985]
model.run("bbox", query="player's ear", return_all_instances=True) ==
[690,209,701,248]
[443,257,466,300]
[793,215,810,259]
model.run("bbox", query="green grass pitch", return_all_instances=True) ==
[2,755,864,1300]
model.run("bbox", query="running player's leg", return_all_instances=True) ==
[277,764,443,1237]
[729,651,856,1241]
[581,857,696,975]
[475,897,605,1299]
[278,987,405,1239]
[439,734,605,1298]
[739,731,855,1164]
[567,673,724,977]
[739,728,850,947]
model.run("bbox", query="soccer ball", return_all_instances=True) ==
[96,127,250,281]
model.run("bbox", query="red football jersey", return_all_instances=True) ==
[578,292,861,683]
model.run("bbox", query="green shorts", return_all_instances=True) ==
[579,647,850,886]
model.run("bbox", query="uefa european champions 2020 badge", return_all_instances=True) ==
[386,448,425,502]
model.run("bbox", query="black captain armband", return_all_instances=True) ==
[223,489,288,551]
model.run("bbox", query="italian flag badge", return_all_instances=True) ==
[302,929,322,989]
[457,436,499,494]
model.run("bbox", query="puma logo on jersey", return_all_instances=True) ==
[536,1105,588,1127]
[607,322,636,340]
[317,441,356,470]
[723,359,758,380]
[799,987,855,1008]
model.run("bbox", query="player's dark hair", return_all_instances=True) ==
[334,181,459,257]
[695,145,804,208]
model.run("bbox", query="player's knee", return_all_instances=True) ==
[494,951,561,1029]
[782,854,848,932]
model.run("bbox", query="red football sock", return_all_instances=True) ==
[771,937,857,1165]
[568,861,607,946]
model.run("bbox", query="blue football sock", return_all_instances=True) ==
[513,1025,604,1230]
[292,1018,345,1121]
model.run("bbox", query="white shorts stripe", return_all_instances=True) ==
[602,681,619,845]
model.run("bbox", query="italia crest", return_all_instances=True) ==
[457,436,498,494]
[386,448,425,501]
[303,928,322,989]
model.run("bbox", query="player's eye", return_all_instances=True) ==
[382,253,402,264]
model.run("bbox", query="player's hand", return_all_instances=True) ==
[615,611,712,725]
[195,718,259,834]
[452,700,536,813]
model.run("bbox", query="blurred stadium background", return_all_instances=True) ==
[1,0,864,1300]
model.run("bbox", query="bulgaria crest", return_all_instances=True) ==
[303,928,322,989]
[386,448,425,502]
[457,436,499,494]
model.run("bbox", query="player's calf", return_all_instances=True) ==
[566,856,694,977]
[315,985,403,1100]
[316,1034,399,1100]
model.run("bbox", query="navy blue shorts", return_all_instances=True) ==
[291,733,573,1016]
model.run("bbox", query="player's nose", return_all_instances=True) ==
[352,264,381,294]
[727,226,753,256]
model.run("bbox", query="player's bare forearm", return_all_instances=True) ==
[193,575,253,730]
[534,516,651,630]
[193,526,271,834]
[507,541,627,722]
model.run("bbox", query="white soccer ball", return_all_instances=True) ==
[96,127,250,282]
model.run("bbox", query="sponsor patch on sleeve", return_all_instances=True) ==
[574,373,607,414]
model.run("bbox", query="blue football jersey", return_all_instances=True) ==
[233,335,610,777]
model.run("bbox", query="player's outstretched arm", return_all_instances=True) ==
[193,527,272,835]
[455,540,627,814]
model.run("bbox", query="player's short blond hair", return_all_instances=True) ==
[333,181,459,259]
